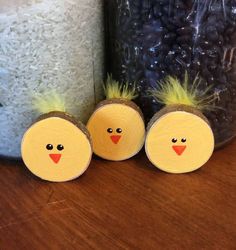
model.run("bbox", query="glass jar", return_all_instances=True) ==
[105,0,236,147]
[0,0,104,158]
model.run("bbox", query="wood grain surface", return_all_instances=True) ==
[0,140,235,250]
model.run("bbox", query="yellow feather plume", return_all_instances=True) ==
[104,75,138,100]
[150,73,216,110]
[33,92,66,114]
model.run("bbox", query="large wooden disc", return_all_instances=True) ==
[145,106,214,174]
[87,99,145,161]
[21,112,92,182]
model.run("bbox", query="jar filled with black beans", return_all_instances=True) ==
[105,0,236,147]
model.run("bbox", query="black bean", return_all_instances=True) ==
[105,0,236,145]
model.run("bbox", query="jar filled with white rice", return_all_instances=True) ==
[0,0,104,158]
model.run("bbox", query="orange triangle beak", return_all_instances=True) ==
[172,145,186,156]
[49,154,62,164]
[110,135,121,144]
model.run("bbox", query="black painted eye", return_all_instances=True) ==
[57,144,64,151]
[107,128,113,133]
[172,138,178,143]
[46,144,53,150]
[116,128,122,133]
[181,138,187,143]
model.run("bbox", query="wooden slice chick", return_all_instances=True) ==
[87,76,145,161]
[145,74,215,174]
[21,93,92,182]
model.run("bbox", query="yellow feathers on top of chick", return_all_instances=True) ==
[150,72,216,111]
[104,75,138,101]
[33,91,66,114]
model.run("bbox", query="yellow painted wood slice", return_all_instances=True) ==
[87,99,145,161]
[21,112,92,182]
[145,105,214,174]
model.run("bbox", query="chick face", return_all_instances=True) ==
[171,137,187,156]
[106,127,123,144]
[87,103,145,161]
[21,116,92,182]
[145,111,214,173]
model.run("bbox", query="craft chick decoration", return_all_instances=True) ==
[145,74,215,174]
[21,93,92,182]
[87,76,145,161]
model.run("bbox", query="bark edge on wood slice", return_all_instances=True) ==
[21,111,92,182]
[145,104,215,174]
[87,98,146,161]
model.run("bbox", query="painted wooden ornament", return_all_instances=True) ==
[21,95,92,182]
[87,76,145,161]
[145,74,215,174]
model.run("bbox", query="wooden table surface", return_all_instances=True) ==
[0,141,235,250]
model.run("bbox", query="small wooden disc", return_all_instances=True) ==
[21,112,92,182]
[145,105,214,174]
[87,99,145,161]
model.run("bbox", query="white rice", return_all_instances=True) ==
[0,0,104,158]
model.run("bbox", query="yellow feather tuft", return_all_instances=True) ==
[104,75,138,100]
[150,72,216,111]
[33,92,66,114]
